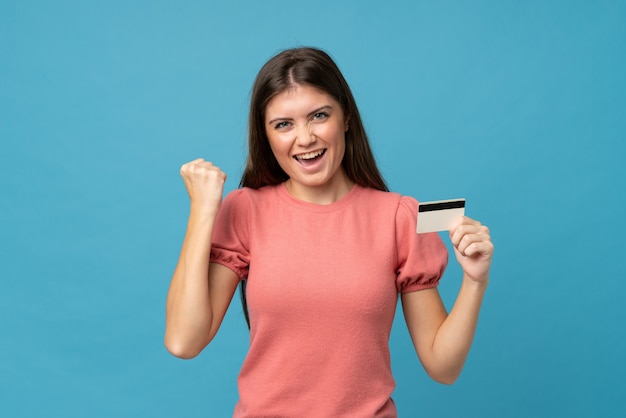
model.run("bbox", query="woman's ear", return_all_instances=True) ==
[345,119,350,132]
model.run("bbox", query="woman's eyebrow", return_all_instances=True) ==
[306,105,333,118]
[267,105,334,125]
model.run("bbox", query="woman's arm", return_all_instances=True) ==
[401,216,493,384]
[164,159,240,359]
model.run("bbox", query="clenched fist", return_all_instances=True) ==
[180,158,227,216]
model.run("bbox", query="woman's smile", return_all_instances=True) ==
[293,148,327,167]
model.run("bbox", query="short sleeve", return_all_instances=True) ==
[209,188,251,279]
[395,196,448,293]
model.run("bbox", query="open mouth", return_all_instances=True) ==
[293,149,327,164]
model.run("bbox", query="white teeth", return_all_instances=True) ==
[295,150,325,160]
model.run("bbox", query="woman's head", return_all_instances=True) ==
[240,47,387,192]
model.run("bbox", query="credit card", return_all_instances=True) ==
[417,198,466,233]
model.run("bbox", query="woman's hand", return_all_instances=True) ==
[180,158,227,216]
[449,216,494,284]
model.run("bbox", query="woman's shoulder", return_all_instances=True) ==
[357,185,412,205]
[357,186,422,218]
[226,184,279,197]
[223,184,280,207]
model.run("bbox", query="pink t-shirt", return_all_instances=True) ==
[210,183,448,417]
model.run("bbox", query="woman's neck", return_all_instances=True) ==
[284,172,355,205]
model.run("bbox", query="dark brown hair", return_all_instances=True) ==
[239,47,388,328]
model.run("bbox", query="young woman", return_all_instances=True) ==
[165,47,493,417]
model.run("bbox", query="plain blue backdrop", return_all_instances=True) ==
[1,1,625,417]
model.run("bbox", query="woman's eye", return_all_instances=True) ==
[274,121,290,129]
[312,112,329,121]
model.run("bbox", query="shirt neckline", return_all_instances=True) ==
[275,182,364,213]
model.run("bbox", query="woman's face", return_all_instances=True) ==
[264,84,351,202]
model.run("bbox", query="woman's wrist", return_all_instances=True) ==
[189,204,220,224]
[461,274,489,292]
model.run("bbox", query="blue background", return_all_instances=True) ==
[1,1,625,417]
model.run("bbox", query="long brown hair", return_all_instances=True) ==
[239,47,388,328]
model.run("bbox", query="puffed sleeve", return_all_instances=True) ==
[395,196,448,293]
[209,188,250,280]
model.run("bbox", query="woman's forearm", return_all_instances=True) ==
[429,276,488,383]
[165,209,217,358]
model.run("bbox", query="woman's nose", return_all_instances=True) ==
[295,122,317,146]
